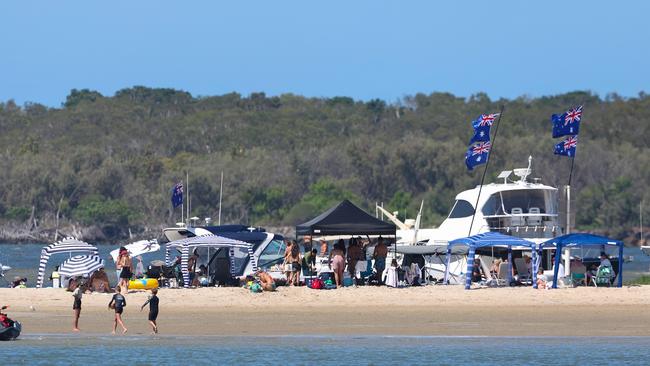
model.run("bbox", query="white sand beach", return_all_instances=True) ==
[2,285,650,336]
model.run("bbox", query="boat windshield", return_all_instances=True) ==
[448,200,475,218]
[258,239,286,268]
[483,189,555,215]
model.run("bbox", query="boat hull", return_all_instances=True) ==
[0,321,21,341]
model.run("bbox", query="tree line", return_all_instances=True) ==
[0,87,647,244]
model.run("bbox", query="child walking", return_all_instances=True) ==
[140,288,159,334]
[108,285,127,334]
[71,278,82,332]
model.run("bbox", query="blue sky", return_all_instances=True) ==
[1,1,648,106]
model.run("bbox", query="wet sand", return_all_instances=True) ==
[2,286,649,336]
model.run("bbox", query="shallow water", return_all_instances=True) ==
[0,335,648,365]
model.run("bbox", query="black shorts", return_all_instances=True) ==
[148,310,158,321]
[115,308,123,314]
[119,268,132,279]
[73,298,82,310]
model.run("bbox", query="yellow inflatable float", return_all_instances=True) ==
[128,278,159,290]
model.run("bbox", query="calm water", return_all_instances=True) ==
[0,335,648,365]
[2,243,650,287]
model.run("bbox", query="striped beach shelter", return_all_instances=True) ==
[58,255,105,278]
[444,232,537,290]
[37,237,98,288]
[166,234,256,288]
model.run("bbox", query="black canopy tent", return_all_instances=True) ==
[296,200,396,237]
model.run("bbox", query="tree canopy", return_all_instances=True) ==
[0,87,647,243]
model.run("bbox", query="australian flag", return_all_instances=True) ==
[171,182,184,208]
[469,113,499,144]
[551,105,582,138]
[554,135,578,157]
[465,141,491,170]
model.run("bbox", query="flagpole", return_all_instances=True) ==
[468,105,505,236]
[218,170,224,225]
[565,152,576,235]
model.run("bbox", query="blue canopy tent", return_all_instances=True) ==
[444,232,537,290]
[540,233,624,289]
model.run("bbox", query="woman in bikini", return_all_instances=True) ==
[329,242,345,288]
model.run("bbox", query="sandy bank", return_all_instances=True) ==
[2,286,649,337]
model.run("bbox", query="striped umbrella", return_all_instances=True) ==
[58,255,105,277]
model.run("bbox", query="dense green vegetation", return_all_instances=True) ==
[0,88,647,242]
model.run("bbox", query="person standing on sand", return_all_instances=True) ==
[140,288,159,334]
[71,278,82,331]
[108,286,128,334]
[116,248,133,295]
[329,242,345,288]
[373,238,388,284]
[283,240,294,284]
[347,238,363,280]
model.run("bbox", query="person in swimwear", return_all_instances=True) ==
[140,288,159,334]
[70,278,82,331]
[256,270,276,292]
[108,286,128,334]
[329,242,345,288]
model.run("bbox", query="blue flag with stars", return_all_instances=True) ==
[465,141,491,170]
[171,182,184,208]
[551,105,582,138]
[554,135,578,157]
[469,113,498,144]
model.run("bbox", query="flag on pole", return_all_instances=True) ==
[465,141,491,170]
[551,105,582,138]
[171,182,184,208]
[554,135,578,157]
[469,113,499,144]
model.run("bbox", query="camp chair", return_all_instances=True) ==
[479,257,498,286]
[497,262,510,286]
[514,258,532,285]
[592,265,613,287]
[570,263,587,286]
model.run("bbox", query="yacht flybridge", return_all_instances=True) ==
[430,163,560,246]
[384,157,561,247]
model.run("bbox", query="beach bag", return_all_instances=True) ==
[319,272,333,282]
[249,283,262,293]
[310,278,324,289]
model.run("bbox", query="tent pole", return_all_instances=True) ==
[618,243,623,287]
[465,247,475,290]
[532,245,538,289]
[443,248,451,285]
[507,247,512,285]
[552,246,561,289]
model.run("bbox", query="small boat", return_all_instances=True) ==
[0,306,21,341]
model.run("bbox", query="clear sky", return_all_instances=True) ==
[2,1,648,107]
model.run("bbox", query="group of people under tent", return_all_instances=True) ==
[278,236,393,288]
[470,249,617,288]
